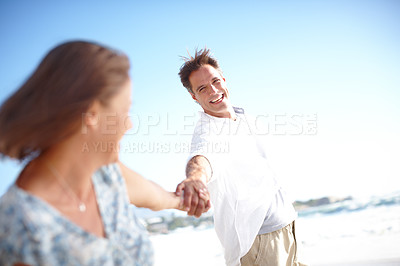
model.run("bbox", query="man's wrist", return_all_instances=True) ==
[199,173,208,184]
[186,172,208,184]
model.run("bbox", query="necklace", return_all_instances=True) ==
[46,162,88,212]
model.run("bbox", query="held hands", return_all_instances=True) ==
[176,178,211,218]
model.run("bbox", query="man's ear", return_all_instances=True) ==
[191,93,197,102]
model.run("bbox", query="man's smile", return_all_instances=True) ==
[210,94,224,104]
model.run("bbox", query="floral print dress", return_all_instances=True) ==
[0,164,154,266]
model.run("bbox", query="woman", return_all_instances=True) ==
[0,40,208,265]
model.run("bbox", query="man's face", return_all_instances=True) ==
[189,64,233,118]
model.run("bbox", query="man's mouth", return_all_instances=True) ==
[210,94,224,104]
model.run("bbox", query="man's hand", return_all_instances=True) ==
[176,178,211,217]
[176,155,213,217]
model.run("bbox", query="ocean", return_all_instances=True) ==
[150,191,400,265]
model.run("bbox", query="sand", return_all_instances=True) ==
[150,225,400,266]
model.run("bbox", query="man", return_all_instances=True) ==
[175,49,306,266]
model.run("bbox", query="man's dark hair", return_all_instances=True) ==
[178,48,222,94]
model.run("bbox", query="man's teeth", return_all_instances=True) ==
[211,95,223,103]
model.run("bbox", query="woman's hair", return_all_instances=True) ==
[0,40,130,160]
[178,48,222,94]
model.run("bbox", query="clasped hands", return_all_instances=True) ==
[175,178,211,218]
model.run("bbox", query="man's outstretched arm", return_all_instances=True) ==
[176,155,212,217]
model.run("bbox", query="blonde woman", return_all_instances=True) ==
[0,41,209,265]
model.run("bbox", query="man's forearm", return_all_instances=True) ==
[186,155,212,183]
[175,155,212,216]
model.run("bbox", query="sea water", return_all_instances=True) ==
[296,191,400,265]
[150,191,400,265]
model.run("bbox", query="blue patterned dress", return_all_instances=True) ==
[0,163,154,266]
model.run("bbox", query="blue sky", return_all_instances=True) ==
[0,0,399,201]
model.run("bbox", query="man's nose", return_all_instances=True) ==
[210,84,218,93]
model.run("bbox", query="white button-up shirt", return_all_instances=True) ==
[189,108,297,266]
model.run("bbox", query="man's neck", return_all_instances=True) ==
[204,106,237,120]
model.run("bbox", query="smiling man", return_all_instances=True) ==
[176,49,307,266]
[188,64,235,119]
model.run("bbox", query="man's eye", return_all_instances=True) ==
[213,79,221,84]
[199,87,205,92]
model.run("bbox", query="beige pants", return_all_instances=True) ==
[240,221,307,266]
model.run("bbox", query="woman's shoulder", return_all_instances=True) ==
[0,186,42,257]
[92,163,128,201]
[0,185,28,224]
[94,163,124,185]
[0,185,47,234]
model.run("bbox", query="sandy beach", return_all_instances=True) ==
[150,203,400,266]
[150,226,400,266]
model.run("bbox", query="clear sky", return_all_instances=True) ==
[0,0,399,201]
